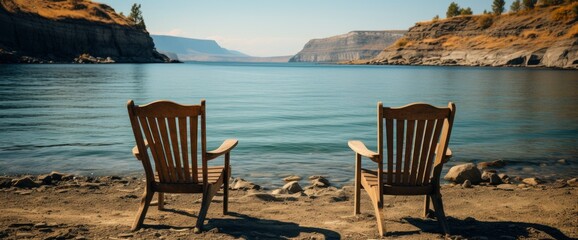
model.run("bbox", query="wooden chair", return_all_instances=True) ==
[349,102,455,236]
[127,99,238,233]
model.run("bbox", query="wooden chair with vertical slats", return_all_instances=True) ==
[349,102,456,236]
[127,99,238,233]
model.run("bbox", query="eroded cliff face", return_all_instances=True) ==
[289,31,406,63]
[367,4,578,69]
[0,0,169,63]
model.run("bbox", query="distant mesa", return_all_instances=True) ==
[290,31,406,63]
[152,35,249,58]
[0,0,170,63]
[152,35,291,63]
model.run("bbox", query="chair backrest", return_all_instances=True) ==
[127,100,207,184]
[378,102,456,186]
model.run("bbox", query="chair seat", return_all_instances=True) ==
[152,166,226,193]
[361,168,433,195]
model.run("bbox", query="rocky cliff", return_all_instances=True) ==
[0,0,169,63]
[365,4,578,69]
[289,31,406,62]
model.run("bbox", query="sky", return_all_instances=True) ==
[96,1,515,57]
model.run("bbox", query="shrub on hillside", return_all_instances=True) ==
[551,2,578,20]
[71,0,87,10]
[477,14,494,29]
[523,0,538,9]
[539,0,564,6]
[395,38,410,47]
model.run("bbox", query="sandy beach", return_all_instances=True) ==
[0,173,577,240]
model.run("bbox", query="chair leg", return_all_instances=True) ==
[354,154,361,215]
[423,195,429,217]
[424,195,436,219]
[158,192,165,210]
[372,187,385,236]
[223,168,229,215]
[431,192,450,235]
[194,186,214,233]
[131,187,154,231]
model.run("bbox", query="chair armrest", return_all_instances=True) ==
[348,140,379,162]
[445,147,452,158]
[435,144,452,163]
[132,140,148,161]
[207,139,238,160]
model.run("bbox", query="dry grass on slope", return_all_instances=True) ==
[392,3,578,51]
[0,0,131,25]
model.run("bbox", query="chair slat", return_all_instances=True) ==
[402,120,415,185]
[395,119,404,184]
[191,116,199,183]
[178,117,191,183]
[409,120,425,185]
[144,117,169,182]
[422,119,444,185]
[157,117,177,183]
[385,118,393,185]
[416,120,435,185]
[167,117,184,182]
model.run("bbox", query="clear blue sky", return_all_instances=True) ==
[96,0,513,57]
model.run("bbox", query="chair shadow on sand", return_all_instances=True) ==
[206,212,341,239]
[395,216,574,240]
[141,210,341,239]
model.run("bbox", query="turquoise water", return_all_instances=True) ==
[0,62,577,187]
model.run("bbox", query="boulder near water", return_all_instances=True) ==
[444,163,482,184]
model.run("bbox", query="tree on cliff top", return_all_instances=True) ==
[523,0,538,9]
[128,3,146,30]
[461,7,473,15]
[493,0,506,15]
[511,0,522,12]
[447,2,461,17]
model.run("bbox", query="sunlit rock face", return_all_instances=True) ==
[0,0,168,63]
[368,6,578,69]
[290,31,406,63]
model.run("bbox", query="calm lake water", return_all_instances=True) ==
[0,62,577,187]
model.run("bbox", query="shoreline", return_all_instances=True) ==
[339,60,578,70]
[1,172,577,239]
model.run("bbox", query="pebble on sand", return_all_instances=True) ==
[482,171,503,185]
[462,180,473,188]
[477,160,506,169]
[282,181,303,194]
[230,178,261,191]
[310,177,331,188]
[283,175,302,182]
[567,178,578,186]
[272,181,304,195]
[522,177,544,186]
[12,177,40,188]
